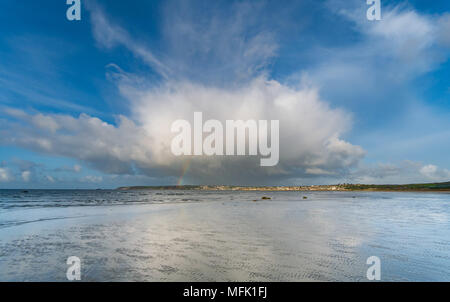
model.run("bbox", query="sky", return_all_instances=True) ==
[0,0,449,189]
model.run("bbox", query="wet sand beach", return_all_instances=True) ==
[0,190,449,281]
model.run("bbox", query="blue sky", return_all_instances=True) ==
[0,0,449,188]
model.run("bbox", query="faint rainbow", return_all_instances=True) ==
[177,158,192,186]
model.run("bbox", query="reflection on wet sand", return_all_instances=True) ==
[0,190,449,281]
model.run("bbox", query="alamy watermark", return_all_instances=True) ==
[66,0,81,21]
[171,112,279,167]
[66,256,81,281]
[65,1,380,23]
[366,256,381,280]
[367,0,381,21]
[64,255,380,281]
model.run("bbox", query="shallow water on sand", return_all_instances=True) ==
[0,190,449,281]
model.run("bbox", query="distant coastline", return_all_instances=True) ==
[117,182,450,192]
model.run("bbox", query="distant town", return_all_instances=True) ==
[118,182,450,192]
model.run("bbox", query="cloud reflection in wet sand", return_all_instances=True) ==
[0,191,449,281]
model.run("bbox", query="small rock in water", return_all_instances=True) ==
[303,196,308,199]
[261,196,271,200]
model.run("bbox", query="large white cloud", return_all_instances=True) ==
[130,77,365,182]
[0,77,365,184]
